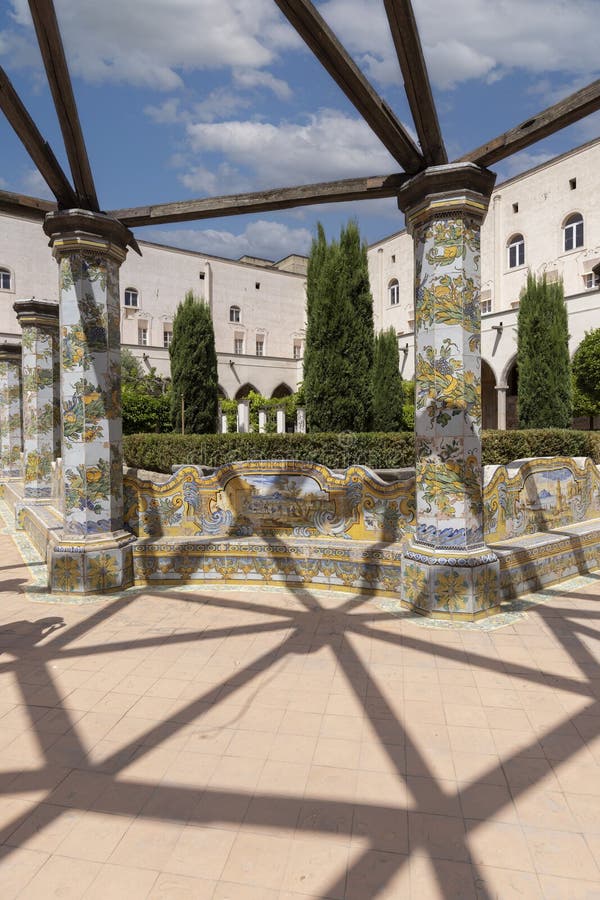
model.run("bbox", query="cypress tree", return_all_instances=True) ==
[373,328,405,431]
[304,221,374,432]
[170,291,218,433]
[517,273,572,428]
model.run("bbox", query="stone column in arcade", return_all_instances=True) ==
[14,299,61,499]
[43,209,135,594]
[397,164,500,619]
[0,343,23,480]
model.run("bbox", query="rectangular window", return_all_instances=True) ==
[293,342,302,360]
[569,177,577,190]
[124,289,138,307]
[138,328,148,346]
[480,298,492,314]
[584,272,600,290]
[0,270,11,290]
[199,272,205,280]
[255,282,260,290]
[512,202,519,214]
[256,339,264,356]
[163,330,172,348]
[391,254,396,263]
[234,338,244,354]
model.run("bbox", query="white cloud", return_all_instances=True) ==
[184,108,397,193]
[21,168,54,200]
[179,162,250,195]
[320,0,600,89]
[7,0,295,90]
[146,219,312,260]
[233,68,292,101]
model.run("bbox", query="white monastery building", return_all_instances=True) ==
[1,137,599,427]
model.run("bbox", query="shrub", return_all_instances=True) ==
[122,387,172,435]
[123,432,416,473]
[124,428,600,474]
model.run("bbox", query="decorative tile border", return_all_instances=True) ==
[2,493,599,631]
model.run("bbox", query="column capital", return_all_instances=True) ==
[397,163,496,232]
[13,298,59,329]
[0,342,22,362]
[43,209,132,265]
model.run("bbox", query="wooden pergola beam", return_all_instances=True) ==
[109,173,410,227]
[0,65,77,208]
[28,0,99,211]
[382,0,447,166]
[272,0,424,174]
[460,78,600,168]
[0,187,56,219]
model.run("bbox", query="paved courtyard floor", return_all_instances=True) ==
[0,526,599,898]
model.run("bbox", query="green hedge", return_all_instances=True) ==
[481,428,600,466]
[123,428,600,474]
[123,432,416,473]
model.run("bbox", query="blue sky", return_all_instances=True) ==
[1,0,599,260]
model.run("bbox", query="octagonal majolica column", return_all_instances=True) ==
[43,209,134,594]
[398,164,500,619]
[14,299,60,499]
[0,343,23,479]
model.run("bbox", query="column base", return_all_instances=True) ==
[48,530,134,594]
[402,543,500,620]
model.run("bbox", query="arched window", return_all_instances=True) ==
[124,287,138,308]
[507,234,525,269]
[229,305,241,323]
[388,279,399,305]
[0,267,12,291]
[564,213,584,251]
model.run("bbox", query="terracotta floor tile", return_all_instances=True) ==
[83,863,159,899]
[566,792,600,833]
[354,769,408,807]
[345,848,409,899]
[312,736,361,770]
[281,836,350,898]
[514,789,580,831]
[0,846,48,900]
[162,825,235,879]
[55,811,134,862]
[538,873,600,899]
[47,771,113,810]
[409,855,477,899]
[213,882,277,900]
[359,738,404,774]
[109,818,185,870]
[474,864,543,899]
[458,782,518,823]
[444,704,488,728]
[5,803,81,853]
[220,831,291,890]
[409,812,469,862]
[351,803,409,853]
[467,820,535,872]
[279,710,323,737]
[22,854,102,899]
[406,775,462,818]
[148,872,216,898]
[523,826,600,878]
